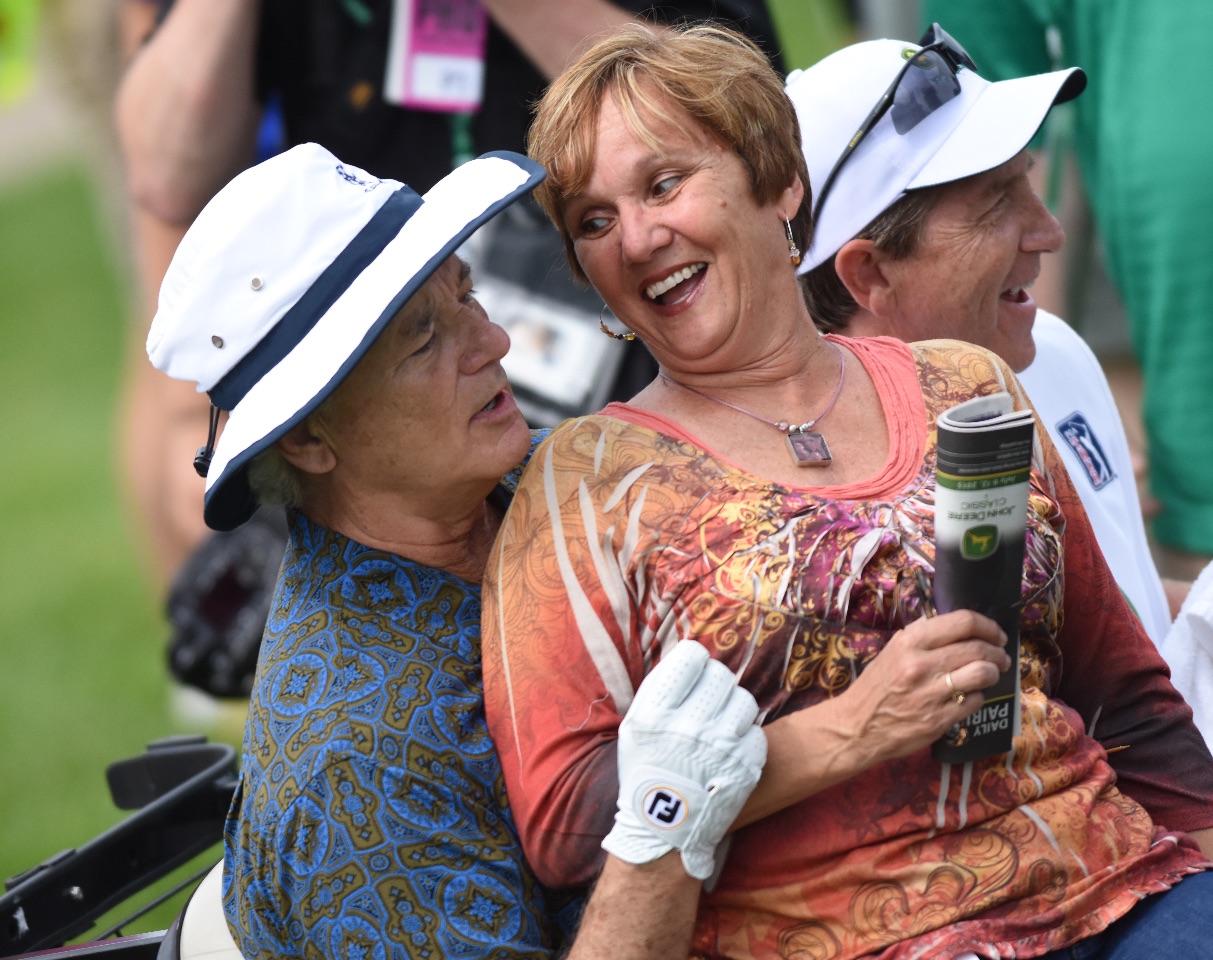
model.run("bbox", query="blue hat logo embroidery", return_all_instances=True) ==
[335,164,381,191]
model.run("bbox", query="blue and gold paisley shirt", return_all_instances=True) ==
[222,438,560,958]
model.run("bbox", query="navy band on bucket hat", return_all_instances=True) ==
[146,143,546,531]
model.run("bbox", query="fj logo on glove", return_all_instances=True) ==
[643,787,688,828]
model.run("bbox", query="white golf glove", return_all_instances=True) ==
[602,641,767,881]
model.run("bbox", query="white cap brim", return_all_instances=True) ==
[788,38,1084,274]
[908,67,1085,190]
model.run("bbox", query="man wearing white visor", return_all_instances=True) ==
[147,143,766,959]
[786,25,1181,658]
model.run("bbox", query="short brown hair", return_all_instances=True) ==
[802,185,945,332]
[528,22,811,282]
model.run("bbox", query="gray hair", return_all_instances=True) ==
[246,444,304,511]
[244,389,341,512]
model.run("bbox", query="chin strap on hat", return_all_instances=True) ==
[193,404,222,478]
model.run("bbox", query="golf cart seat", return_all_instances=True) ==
[156,863,239,960]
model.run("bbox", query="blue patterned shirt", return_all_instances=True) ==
[222,437,563,958]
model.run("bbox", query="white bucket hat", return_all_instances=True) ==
[147,142,545,531]
[786,29,1085,273]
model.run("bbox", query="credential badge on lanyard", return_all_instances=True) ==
[384,0,488,112]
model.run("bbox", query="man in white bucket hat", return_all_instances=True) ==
[785,25,1183,654]
[148,143,766,959]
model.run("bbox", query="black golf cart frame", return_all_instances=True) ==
[0,736,237,960]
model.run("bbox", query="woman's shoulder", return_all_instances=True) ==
[537,406,690,459]
[832,333,1006,393]
[836,334,1029,425]
[513,407,737,510]
[906,338,1025,407]
[907,336,1004,371]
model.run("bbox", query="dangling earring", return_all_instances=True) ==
[599,304,635,341]
[785,217,802,266]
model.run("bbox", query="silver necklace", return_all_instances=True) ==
[659,341,846,467]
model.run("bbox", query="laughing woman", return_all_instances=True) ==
[481,22,1213,960]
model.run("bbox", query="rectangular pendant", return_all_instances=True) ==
[786,430,832,467]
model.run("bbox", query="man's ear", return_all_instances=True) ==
[834,238,897,317]
[275,417,337,476]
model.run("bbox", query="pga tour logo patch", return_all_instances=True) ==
[1056,413,1114,491]
[643,785,689,829]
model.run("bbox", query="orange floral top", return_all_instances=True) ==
[482,337,1213,959]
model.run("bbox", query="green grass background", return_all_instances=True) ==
[0,163,222,943]
[768,0,856,70]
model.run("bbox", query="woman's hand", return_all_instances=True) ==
[838,610,1011,768]
[737,610,1009,827]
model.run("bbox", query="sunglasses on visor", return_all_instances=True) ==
[810,23,977,225]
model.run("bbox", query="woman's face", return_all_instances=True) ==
[563,92,802,374]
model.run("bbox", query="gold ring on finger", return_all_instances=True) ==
[944,671,966,705]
